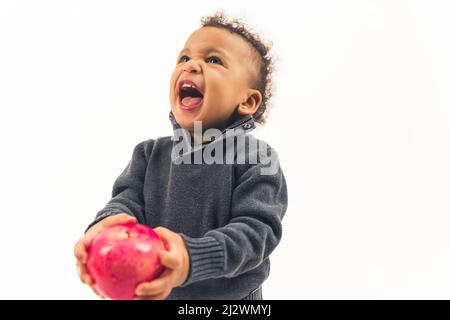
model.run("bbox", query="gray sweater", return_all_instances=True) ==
[87,111,288,300]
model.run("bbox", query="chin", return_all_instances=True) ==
[171,110,193,131]
[173,107,204,129]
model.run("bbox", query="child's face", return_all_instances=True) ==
[169,27,262,132]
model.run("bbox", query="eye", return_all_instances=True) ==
[178,55,190,63]
[206,56,223,65]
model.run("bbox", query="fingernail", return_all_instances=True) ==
[76,266,81,277]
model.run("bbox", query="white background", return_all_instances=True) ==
[1,0,449,299]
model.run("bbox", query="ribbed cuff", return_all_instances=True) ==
[179,234,225,287]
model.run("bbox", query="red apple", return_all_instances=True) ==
[86,222,165,300]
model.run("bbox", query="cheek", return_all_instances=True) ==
[169,69,180,97]
[206,74,238,106]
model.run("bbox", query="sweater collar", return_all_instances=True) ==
[168,110,256,145]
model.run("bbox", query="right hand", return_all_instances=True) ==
[74,213,137,298]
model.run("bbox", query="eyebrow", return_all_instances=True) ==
[178,47,230,60]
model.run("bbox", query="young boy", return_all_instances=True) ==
[74,12,288,300]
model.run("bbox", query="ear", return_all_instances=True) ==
[236,89,263,117]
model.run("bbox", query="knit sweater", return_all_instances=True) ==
[87,111,288,299]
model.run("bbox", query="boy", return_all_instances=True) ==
[74,12,288,300]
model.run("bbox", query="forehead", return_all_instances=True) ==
[183,27,253,61]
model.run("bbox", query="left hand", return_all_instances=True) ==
[134,226,190,300]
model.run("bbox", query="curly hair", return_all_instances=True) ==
[201,11,275,125]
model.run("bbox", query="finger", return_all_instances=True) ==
[106,213,137,227]
[134,294,164,300]
[159,250,181,270]
[153,227,168,240]
[80,232,98,255]
[153,226,168,235]
[82,214,137,253]
[77,261,93,285]
[74,239,88,264]
[153,227,173,250]
[135,281,165,296]
[76,261,86,282]
[135,271,173,296]
[134,289,171,300]
[81,271,93,286]
[84,275,93,287]
[133,295,154,300]
[153,289,171,300]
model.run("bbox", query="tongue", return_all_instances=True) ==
[182,96,203,107]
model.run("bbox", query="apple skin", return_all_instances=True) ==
[87,222,165,300]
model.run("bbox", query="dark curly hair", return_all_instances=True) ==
[201,12,275,125]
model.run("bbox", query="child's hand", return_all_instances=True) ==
[74,213,137,298]
[134,226,190,300]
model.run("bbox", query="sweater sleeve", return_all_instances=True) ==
[179,147,288,286]
[85,141,151,232]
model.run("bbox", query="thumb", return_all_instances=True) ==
[107,213,137,226]
[85,214,137,247]
[159,250,181,270]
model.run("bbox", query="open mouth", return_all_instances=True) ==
[178,81,204,110]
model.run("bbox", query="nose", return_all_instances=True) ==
[183,59,201,73]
